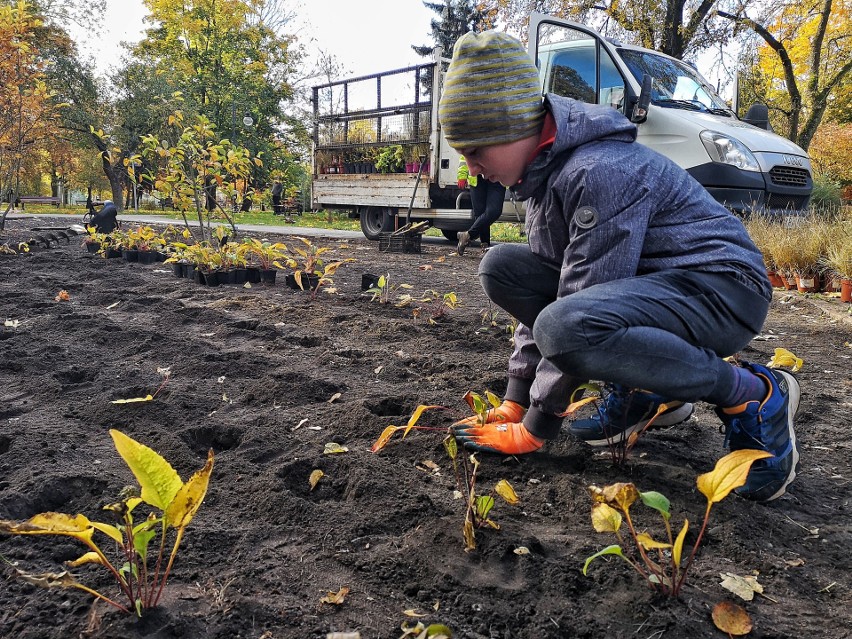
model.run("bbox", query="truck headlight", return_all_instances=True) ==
[700,131,760,172]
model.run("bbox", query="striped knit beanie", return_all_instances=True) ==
[439,31,545,149]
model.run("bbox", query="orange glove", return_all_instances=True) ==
[450,421,544,455]
[452,400,526,428]
[457,179,468,189]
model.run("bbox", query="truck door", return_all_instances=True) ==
[534,21,627,114]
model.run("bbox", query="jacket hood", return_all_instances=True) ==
[513,95,637,198]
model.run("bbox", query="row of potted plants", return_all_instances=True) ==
[83,225,352,294]
[745,213,852,302]
[317,144,430,175]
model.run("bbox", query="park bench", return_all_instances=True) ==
[20,196,61,208]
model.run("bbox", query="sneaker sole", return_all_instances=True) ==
[762,370,801,502]
[584,402,695,447]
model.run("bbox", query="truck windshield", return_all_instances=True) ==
[618,49,732,115]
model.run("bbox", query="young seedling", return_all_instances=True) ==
[398,289,459,324]
[443,436,519,552]
[0,430,214,616]
[370,404,446,453]
[582,449,771,596]
[290,236,353,298]
[365,274,413,304]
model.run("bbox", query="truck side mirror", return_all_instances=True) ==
[743,103,773,132]
[630,74,652,124]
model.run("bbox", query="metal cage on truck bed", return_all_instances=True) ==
[311,62,435,176]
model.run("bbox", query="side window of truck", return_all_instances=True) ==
[539,25,626,114]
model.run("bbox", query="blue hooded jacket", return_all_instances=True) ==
[506,95,771,417]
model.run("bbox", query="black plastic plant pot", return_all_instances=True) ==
[260,269,277,285]
[361,273,380,291]
[85,242,101,254]
[232,268,248,285]
[122,249,139,262]
[173,262,187,278]
[246,268,261,283]
[285,272,318,290]
[137,250,157,265]
[105,248,123,259]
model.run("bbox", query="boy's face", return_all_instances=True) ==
[458,135,539,187]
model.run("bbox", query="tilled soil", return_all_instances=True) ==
[1,215,851,639]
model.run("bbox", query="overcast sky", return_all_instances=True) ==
[69,0,435,79]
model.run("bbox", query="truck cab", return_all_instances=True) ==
[531,13,812,215]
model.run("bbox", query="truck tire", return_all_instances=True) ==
[441,230,458,242]
[360,206,395,240]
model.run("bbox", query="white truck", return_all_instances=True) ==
[311,13,813,241]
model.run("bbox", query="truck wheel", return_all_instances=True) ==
[441,230,458,242]
[360,206,395,240]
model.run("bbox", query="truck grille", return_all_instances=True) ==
[769,166,809,187]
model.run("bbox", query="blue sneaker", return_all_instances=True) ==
[716,362,800,502]
[569,385,694,447]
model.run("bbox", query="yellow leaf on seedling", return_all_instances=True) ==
[403,404,443,437]
[65,552,103,568]
[673,519,689,567]
[370,425,403,453]
[110,430,183,511]
[697,449,773,503]
[591,503,622,533]
[712,600,753,635]
[494,479,519,505]
[443,434,458,460]
[320,586,349,605]
[165,449,214,528]
[485,390,501,409]
[767,347,803,372]
[0,513,94,543]
[597,483,640,512]
[463,518,476,552]
[636,532,672,550]
[111,394,154,404]
[309,469,324,491]
[563,395,599,415]
[323,442,349,454]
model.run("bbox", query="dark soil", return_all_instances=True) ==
[1,216,851,639]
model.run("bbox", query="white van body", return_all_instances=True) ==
[531,13,812,215]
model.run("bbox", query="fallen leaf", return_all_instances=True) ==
[323,442,348,454]
[719,572,764,601]
[785,558,805,567]
[374,366,384,374]
[514,546,530,555]
[308,469,324,491]
[111,394,154,404]
[320,586,349,605]
[328,392,342,403]
[217,376,226,383]
[766,347,803,372]
[4,319,20,328]
[55,290,70,301]
[418,264,433,271]
[402,609,426,617]
[105,301,120,309]
[711,600,753,636]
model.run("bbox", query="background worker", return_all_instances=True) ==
[457,156,507,255]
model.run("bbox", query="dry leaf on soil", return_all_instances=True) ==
[719,572,765,601]
[712,600,753,636]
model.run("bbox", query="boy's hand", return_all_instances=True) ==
[450,421,543,455]
[451,400,525,428]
